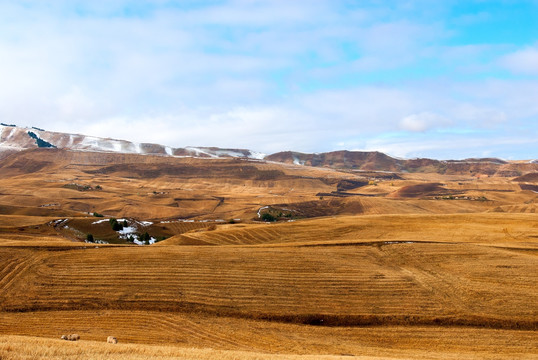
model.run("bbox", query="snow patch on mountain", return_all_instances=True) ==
[185,147,218,158]
[1,124,270,161]
[249,151,266,160]
[292,155,305,165]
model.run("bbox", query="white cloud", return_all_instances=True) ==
[56,87,95,119]
[362,134,538,160]
[399,112,449,132]
[0,1,536,159]
[500,45,538,75]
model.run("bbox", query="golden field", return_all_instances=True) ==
[0,149,536,359]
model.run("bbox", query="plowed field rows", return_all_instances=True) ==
[176,213,538,247]
[1,239,536,330]
[1,319,536,359]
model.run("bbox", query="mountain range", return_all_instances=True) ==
[1,123,536,176]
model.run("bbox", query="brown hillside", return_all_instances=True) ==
[514,172,538,182]
[388,183,449,198]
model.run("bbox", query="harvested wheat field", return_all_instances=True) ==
[0,149,537,359]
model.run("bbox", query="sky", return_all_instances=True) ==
[0,0,537,159]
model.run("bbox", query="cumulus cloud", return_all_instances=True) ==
[399,112,449,132]
[500,45,538,75]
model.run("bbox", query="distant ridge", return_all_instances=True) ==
[1,124,537,176]
[266,150,536,177]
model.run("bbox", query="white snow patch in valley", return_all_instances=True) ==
[133,237,156,245]
[118,226,137,238]
[50,219,68,226]
[257,206,270,218]
[165,147,173,156]
[92,219,110,224]
[137,221,153,226]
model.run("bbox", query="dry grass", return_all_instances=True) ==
[0,148,536,222]
[0,335,378,360]
[171,213,538,247]
[1,326,536,360]
[0,149,537,359]
[0,231,536,328]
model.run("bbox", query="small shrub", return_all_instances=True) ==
[109,218,123,231]
[139,232,151,242]
[27,131,56,148]
[261,213,276,222]
[93,212,104,217]
[86,234,94,242]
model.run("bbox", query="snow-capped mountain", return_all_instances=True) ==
[1,124,537,176]
[0,124,265,160]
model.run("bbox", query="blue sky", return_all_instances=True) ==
[0,0,537,159]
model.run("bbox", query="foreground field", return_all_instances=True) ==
[1,328,536,360]
[0,214,536,358]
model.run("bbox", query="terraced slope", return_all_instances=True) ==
[170,213,538,247]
